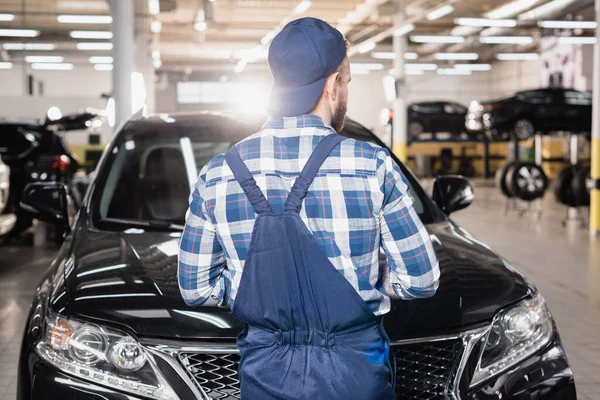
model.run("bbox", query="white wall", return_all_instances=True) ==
[488,60,540,98]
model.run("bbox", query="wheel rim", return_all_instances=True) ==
[516,166,544,195]
[515,120,534,140]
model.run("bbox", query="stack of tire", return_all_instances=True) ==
[552,164,591,207]
[496,161,549,201]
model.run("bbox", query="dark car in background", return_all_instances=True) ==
[17,112,575,400]
[407,101,469,138]
[467,88,592,141]
[0,110,100,242]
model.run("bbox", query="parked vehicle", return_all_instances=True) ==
[0,157,16,238]
[18,112,575,400]
[467,88,592,141]
[0,110,100,242]
[382,102,470,140]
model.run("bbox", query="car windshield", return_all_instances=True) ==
[91,114,442,230]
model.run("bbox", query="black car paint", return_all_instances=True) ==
[467,88,592,139]
[18,113,574,399]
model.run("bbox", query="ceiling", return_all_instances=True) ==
[0,0,596,74]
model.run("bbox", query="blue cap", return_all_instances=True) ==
[266,17,347,117]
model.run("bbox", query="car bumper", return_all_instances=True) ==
[20,336,576,400]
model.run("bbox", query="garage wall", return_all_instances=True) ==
[487,60,540,98]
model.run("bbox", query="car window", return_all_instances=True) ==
[564,90,592,105]
[443,104,456,114]
[413,104,443,114]
[452,103,467,114]
[516,91,549,104]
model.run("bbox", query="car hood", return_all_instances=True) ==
[63,221,533,341]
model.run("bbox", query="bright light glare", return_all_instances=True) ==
[148,0,160,15]
[77,42,113,50]
[485,0,539,19]
[70,30,113,39]
[557,36,597,44]
[94,64,113,71]
[411,35,465,44]
[234,59,247,73]
[358,42,376,54]
[456,18,517,27]
[372,52,419,60]
[25,56,64,63]
[437,68,472,75]
[89,56,113,64]
[393,23,415,37]
[479,36,533,44]
[3,43,55,50]
[0,62,13,69]
[0,14,15,21]
[106,98,116,128]
[151,20,162,33]
[454,64,492,71]
[31,63,73,70]
[47,107,62,121]
[131,72,147,114]
[0,29,39,37]
[426,5,454,21]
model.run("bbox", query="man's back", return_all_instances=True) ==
[178,115,439,315]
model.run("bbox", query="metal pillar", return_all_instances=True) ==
[110,0,135,129]
[392,0,408,163]
[590,0,600,236]
[534,134,543,166]
[135,3,155,114]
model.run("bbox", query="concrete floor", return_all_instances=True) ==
[0,185,598,399]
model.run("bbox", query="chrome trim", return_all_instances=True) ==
[142,325,492,400]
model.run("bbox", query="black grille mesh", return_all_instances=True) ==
[180,339,462,400]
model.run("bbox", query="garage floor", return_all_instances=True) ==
[0,185,598,400]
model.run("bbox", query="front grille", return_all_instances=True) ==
[393,339,462,400]
[180,338,462,400]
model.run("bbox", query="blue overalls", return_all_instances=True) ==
[225,133,396,400]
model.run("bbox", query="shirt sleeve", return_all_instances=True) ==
[376,148,440,300]
[178,163,227,307]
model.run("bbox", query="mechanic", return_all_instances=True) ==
[178,17,440,399]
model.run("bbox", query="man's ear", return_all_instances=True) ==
[325,72,340,101]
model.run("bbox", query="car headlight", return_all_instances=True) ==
[36,311,178,400]
[470,294,553,388]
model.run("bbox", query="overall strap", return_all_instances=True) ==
[285,134,345,213]
[225,145,272,214]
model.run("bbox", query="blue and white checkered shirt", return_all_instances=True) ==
[178,115,440,316]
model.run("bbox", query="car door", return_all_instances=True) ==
[444,103,467,134]
[524,90,564,132]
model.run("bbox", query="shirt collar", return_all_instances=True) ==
[262,114,335,132]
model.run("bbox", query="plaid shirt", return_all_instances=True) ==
[178,115,440,316]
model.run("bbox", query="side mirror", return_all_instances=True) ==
[432,175,474,215]
[20,182,71,228]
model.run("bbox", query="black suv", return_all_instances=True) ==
[18,113,575,400]
[0,110,100,242]
[466,88,592,141]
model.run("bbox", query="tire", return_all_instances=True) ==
[505,162,548,201]
[495,161,519,198]
[553,165,583,207]
[408,121,424,139]
[513,119,535,141]
[572,166,591,207]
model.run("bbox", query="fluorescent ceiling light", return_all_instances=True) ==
[153,58,162,69]
[57,15,112,24]
[0,14,15,21]
[405,69,425,76]
[405,63,438,71]
[485,0,539,19]
[151,20,162,33]
[393,23,415,37]
[293,0,312,14]
[234,59,247,73]
[31,63,74,70]
[70,30,112,39]
[437,68,472,75]
[0,62,13,69]
[480,36,533,44]
[518,0,572,21]
[3,43,55,50]
[427,5,454,21]
[77,42,113,50]
[89,56,113,64]
[0,29,40,37]
[94,64,113,71]
[411,35,465,44]
[558,36,597,44]
[358,42,376,54]
[152,50,161,60]
[454,63,492,71]
[371,52,419,60]
[351,63,384,71]
[25,56,64,63]
[497,53,539,60]
[538,21,598,29]
[148,0,160,15]
[456,18,517,27]
[435,53,479,60]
